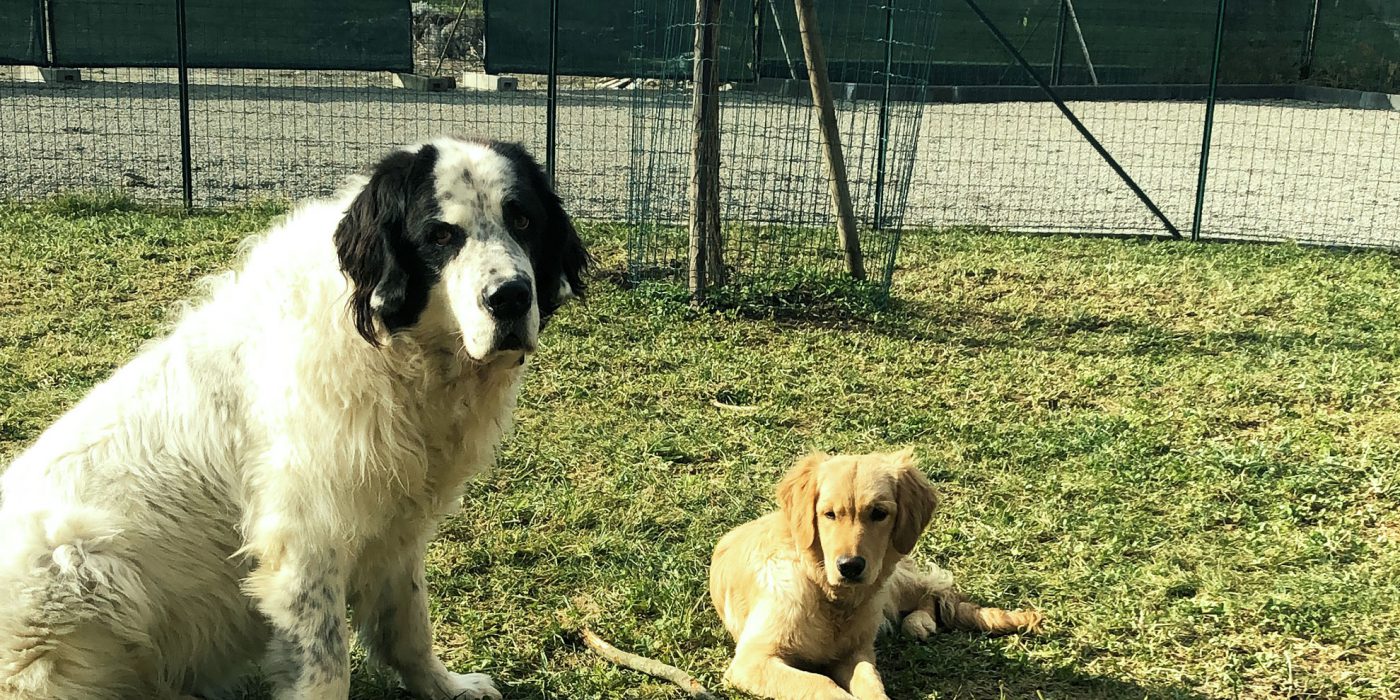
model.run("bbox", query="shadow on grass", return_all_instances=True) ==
[891,301,1384,358]
[743,289,1388,360]
[616,252,1390,359]
[621,271,893,325]
[881,634,1212,700]
[313,629,1211,700]
[17,190,290,219]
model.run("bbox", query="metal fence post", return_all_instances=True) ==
[1299,0,1320,79]
[545,0,559,186]
[751,0,764,81]
[1190,0,1227,242]
[1050,0,1067,85]
[873,0,895,230]
[175,0,193,209]
[41,0,56,65]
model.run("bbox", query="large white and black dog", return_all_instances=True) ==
[0,137,588,700]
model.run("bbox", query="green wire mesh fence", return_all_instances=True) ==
[1,0,1398,294]
[624,0,939,294]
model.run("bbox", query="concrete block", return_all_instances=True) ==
[392,73,456,91]
[22,66,82,84]
[459,72,518,91]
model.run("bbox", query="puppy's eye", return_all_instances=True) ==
[824,511,836,520]
[431,226,455,246]
[869,508,888,522]
[512,214,531,231]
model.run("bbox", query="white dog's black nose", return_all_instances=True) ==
[836,556,866,580]
[484,277,533,320]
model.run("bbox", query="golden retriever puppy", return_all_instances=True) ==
[710,449,1041,700]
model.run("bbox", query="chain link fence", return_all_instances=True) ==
[1,0,1397,289]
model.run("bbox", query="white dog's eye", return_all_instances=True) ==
[505,200,531,231]
[431,226,454,246]
[869,508,888,522]
[824,511,836,520]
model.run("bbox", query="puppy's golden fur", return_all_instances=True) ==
[710,450,1041,700]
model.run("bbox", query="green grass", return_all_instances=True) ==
[3,196,1400,699]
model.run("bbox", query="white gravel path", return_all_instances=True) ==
[2,67,1396,249]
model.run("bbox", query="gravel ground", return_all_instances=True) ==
[2,66,1396,250]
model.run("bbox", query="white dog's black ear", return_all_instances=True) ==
[488,141,591,321]
[539,193,591,320]
[891,449,937,556]
[335,147,437,345]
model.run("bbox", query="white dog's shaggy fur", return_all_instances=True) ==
[0,137,588,700]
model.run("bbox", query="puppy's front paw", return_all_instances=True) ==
[441,672,502,700]
[901,610,938,640]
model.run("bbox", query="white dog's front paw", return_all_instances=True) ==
[441,672,502,700]
[901,610,938,640]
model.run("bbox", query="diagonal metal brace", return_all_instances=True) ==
[959,0,1182,238]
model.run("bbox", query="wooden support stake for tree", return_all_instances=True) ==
[794,0,865,280]
[689,0,725,301]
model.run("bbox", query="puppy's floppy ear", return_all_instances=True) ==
[334,148,433,345]
[891,448,938,556]
[776,452,826,552]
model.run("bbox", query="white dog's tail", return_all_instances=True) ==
[0,508,152,699]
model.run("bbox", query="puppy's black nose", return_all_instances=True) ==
[836,556,866,580]
[484,277,533,320]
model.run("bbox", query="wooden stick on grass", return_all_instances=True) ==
[580,627,719,700]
